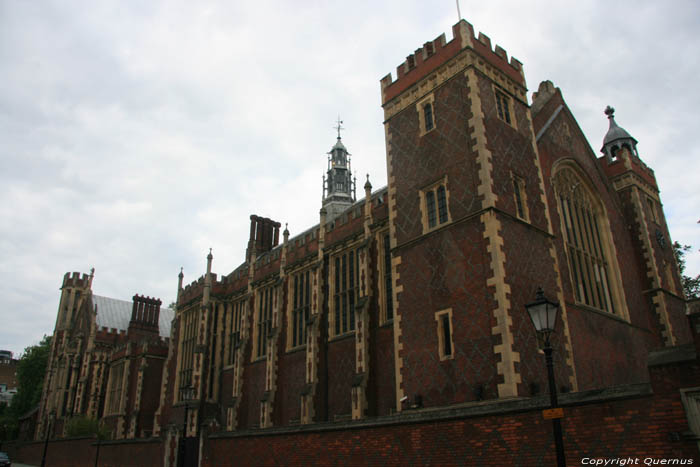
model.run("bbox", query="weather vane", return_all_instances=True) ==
[334,116,344,139]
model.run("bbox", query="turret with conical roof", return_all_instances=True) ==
[601,106,639,162]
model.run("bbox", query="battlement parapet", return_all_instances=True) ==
[598,148,658,192]
[381,20,524,105]
[62,271,91,289]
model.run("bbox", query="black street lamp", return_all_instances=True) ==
[525,287,566,467]
[178,386,194,467]
[40,410,55,467]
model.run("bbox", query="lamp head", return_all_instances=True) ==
[525,287,559,336]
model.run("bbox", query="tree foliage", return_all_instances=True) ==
[0,335,51,440]
[65,416,111,440]
[11,335,52,418]
[673,241,700,299]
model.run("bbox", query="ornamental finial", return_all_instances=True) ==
[334,116,344,139]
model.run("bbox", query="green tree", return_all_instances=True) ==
[65,416,111,440]
[0,335,52,439]
[673,241,700,299]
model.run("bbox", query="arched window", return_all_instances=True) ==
[552,165,625,316]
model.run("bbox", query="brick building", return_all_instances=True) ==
[33,19,696,465]
[0,350,18,406]
[36,270,173,440]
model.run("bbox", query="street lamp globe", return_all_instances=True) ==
[525,287,559,338]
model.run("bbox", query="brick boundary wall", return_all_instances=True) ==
[5,344,699,466]
[201,382,699,466]
[5,436,162,467]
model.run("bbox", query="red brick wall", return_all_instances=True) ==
[7,437,162,467]
[273,347,305,425]
[368,324,395,416]
[326,335,355,419]
[201,379,699,466]
[397,221,497,406]
[240,359,265,429]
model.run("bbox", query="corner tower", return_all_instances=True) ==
[598,107,691,346]
[322,119,356,220]
[380,20,574,408]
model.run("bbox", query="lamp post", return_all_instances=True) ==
[40,410,55,467]
[94,425,104,467]
[525,288,566,467]
[178,386,194,467]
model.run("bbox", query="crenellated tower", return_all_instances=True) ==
[380,20,574,408]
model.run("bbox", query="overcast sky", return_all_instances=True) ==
[2,1,699,357]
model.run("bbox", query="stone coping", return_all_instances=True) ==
[209,383,652,439]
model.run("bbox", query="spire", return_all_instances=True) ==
[204,249,213,306]
[601,105,638,161]
[176,267,184,307]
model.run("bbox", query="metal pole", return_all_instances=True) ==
[94,434,101,467]
[544,338,566,467]
[178,403,189,467]
[40,416,51,467]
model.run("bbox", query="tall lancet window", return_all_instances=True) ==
[553,165,625,316]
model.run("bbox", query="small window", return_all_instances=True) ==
[495,90,512,125]
[435,309,454,360]
[437,185,448,223]
[424,103,434,131]
[417,94,436,136]
[512,175,529,221]
[647,197,659,224]
[421,178,450,233]
[610,146,619,161]
[426,191,437,228]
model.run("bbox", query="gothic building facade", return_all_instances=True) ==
[35,19,691,464]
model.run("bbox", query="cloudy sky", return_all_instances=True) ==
[2,1,699,357]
